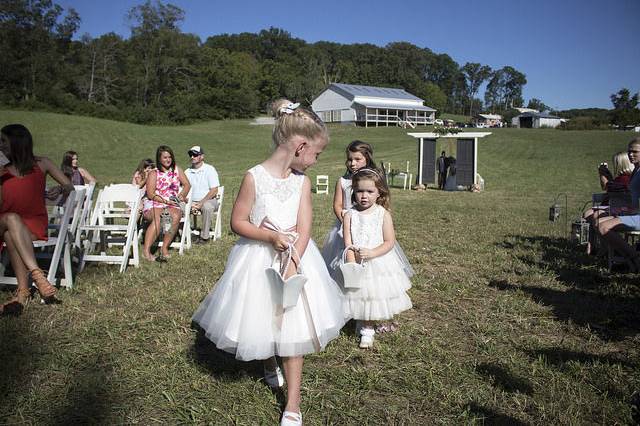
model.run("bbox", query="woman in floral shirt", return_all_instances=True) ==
[142,145,190,262]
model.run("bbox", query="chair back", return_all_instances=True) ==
[316,175,329,194]
[608,191,632,209]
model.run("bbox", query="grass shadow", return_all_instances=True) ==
[187,324,263,384]
[0,315,118,423]
[525,347,637,369]
[464,402,528,425]
[47,352,117,424]
[498,234,634,290]
[475,362,534,395]
[489,279,640,341]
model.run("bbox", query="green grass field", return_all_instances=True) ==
[0,110,639,424]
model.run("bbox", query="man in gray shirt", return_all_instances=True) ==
[185,146,220,243]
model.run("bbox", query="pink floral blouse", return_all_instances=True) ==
[144,168,180,212]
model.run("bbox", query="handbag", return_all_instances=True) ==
[261,217,307,309]
[339,245,366,289]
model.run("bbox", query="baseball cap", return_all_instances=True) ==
[188,146,204,156]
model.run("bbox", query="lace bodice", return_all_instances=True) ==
[340,177,353,210]
[348,204,385,249]
[248,164,304,229]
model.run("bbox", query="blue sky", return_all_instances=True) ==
[58,0,639,110]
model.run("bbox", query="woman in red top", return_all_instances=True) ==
[0,124,73,315]
[584,151,634,254]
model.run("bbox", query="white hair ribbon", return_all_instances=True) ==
[280,102,300,115]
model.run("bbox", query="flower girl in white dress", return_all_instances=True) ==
[192,99,348,426]
[321,140,378,278]
[341,168,413,349]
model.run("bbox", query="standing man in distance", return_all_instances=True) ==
[437,150,447,190]
[185,146,220,244]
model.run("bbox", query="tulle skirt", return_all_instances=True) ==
[321,219,345,281]
[341,250,413,321]
[192,238,349,361]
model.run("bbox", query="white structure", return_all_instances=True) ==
[407,132,491,187]
[312,83,436,128]
[512,111,563,128]
[514,107,539,114]
[473,114,503,127]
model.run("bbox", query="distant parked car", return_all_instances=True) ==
[474,122,486,128]
[434,119,444,126]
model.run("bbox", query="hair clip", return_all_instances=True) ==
[280,102,300,115]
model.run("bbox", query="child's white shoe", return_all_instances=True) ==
[280,411,302,426]
[359,327,375,349]
[263,363,284,388]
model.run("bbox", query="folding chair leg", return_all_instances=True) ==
[61,245,73,289]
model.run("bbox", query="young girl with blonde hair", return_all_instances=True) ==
[341,168,413,348]
[192,99,347,425]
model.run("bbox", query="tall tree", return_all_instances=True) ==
[461,62,491,116]
[610,88,640,127]
[526,98,550,112]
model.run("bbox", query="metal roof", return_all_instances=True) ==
[477,114,502,120]
[355,100,435,112]
[330,83,423,102]
[517,111,561,119]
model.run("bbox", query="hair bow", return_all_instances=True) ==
[280,102,300,114]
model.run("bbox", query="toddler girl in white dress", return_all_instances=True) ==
[341,168,413,348]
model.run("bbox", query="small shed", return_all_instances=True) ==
[473,113,503,127]
[512,111,563,128]
[407,132,492,187]
[312,83,436,128]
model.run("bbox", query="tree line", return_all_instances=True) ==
[0,0,560,125]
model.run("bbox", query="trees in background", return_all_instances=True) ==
[609,88,640,128]
[0,0,531,123]
[461,63,491,117]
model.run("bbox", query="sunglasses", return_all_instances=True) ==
[629,150,640,154]
[189,152,201,157]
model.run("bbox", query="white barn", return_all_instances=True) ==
[312,83,436,128]
[512,111,563,129]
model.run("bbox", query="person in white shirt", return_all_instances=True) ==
[185,146,220,243]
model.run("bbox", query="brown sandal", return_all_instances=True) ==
[30,269,57,302]
[0,287,31,316]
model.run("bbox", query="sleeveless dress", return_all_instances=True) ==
[0,166,48,241]
[342,204,412,321]
[192,164,349,361]
[71,169,85,185]
[143,168,181,212]
[323,176,415,281]
[321,176,352,278]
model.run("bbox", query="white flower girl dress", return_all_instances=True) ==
[192,164,348,361]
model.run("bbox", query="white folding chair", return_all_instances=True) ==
[79,184,144,273]
[73,182,96,251]
[395,161,412,190]
[316,175,329,194]
[0,189,82,289]
[212,186,224,240]
[157,189,193,255]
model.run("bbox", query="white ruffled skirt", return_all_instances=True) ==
[342,250,413,321]
[321,219,345,281]
[192,238,349,361]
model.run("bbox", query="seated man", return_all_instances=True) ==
[185,146,220,244]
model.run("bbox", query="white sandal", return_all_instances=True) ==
[359,327,375,349]
[280,411,302,426]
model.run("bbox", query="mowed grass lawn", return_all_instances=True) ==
[0,110,639,425]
